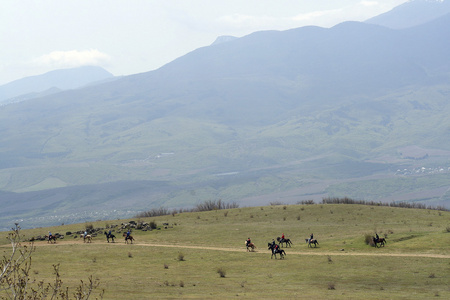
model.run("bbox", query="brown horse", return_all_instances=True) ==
[373,237,386,248]
[123,233,135,244]
[305,238,319,248]
[245,241,256,251]
[45,235,57,244]
[277,237,293,247]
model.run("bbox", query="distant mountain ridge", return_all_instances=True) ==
[0,66,115,103]
[365,0,450,29]
[0,1,449,229]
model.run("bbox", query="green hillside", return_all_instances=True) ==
[1,15,450,228]
[1,204,449,299]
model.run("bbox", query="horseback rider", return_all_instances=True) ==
[309,233,313,243]
[126,229,131,239]
[48,231,52,239]
[281,233,285,241]
[84,230,87,239]
[108,229,112,237]
[246,237,251,246]
[271,239,276,248]
[375,233,379,241]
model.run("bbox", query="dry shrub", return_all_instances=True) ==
[178,252,185,261]
[216,267,226,278]
[364,234,375,246]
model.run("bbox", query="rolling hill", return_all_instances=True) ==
[1,204,449,299]
[0,3,449,229]
[0,66,115,104]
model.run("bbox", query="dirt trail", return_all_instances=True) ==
[18,240,450,259]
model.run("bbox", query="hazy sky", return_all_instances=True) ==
[0,0,407,85]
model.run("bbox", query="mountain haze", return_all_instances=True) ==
[0,66,115,103]
[1,3,450,229]
[366,0,450,29]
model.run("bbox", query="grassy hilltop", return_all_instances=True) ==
[1,204,449,299]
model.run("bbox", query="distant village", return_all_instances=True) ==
[395,166,450,176]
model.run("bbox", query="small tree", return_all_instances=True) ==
[0,223,34,299]
[0,224,104,299]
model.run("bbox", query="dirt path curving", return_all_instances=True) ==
[19,240,450,259]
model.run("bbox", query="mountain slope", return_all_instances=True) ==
[0,13,449,229]
[365,0,450,29]
[0,66,115,103]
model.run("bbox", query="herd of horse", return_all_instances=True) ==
[248,235,386,259]
[45,232,135,244]
[45,232,386,253]
[245,236,321,259]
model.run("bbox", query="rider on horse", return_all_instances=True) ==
[246,237,251,246]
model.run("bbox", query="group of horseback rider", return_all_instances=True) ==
[46,228,129,243]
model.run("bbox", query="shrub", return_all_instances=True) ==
[328,282,336,290]
[216,267,226,278]
[85,223,94,231]
[149,221,157,229]
[178,252,185,261]
[364,234,375,246]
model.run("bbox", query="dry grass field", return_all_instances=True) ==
[1,204,449,299]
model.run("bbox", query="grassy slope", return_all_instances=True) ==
[1,204,449,299]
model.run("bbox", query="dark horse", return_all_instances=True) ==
[268,243,286,259]
[246,241,256,252]
[104,231,116,243]
[305,238,319,248]
[277,237,293,247]
[46,235,57,244]
[123,233,134,244]
[373,237,386,248]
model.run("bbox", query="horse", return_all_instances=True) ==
[268,243,286,259]
[45,235,57,244]
[277,237,293,247]
[104,231,116,243]
[81,234,92,243]
[373,237,386,248]
[123,233,134,244]
[305,238,319,248]
[245,241,256,252]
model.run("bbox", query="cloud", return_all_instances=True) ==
[360,1,379,7]
[292,9,343,23]
[33,49,111,68]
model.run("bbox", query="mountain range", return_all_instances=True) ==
[1,0,449,229]
[0,66,115,104]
